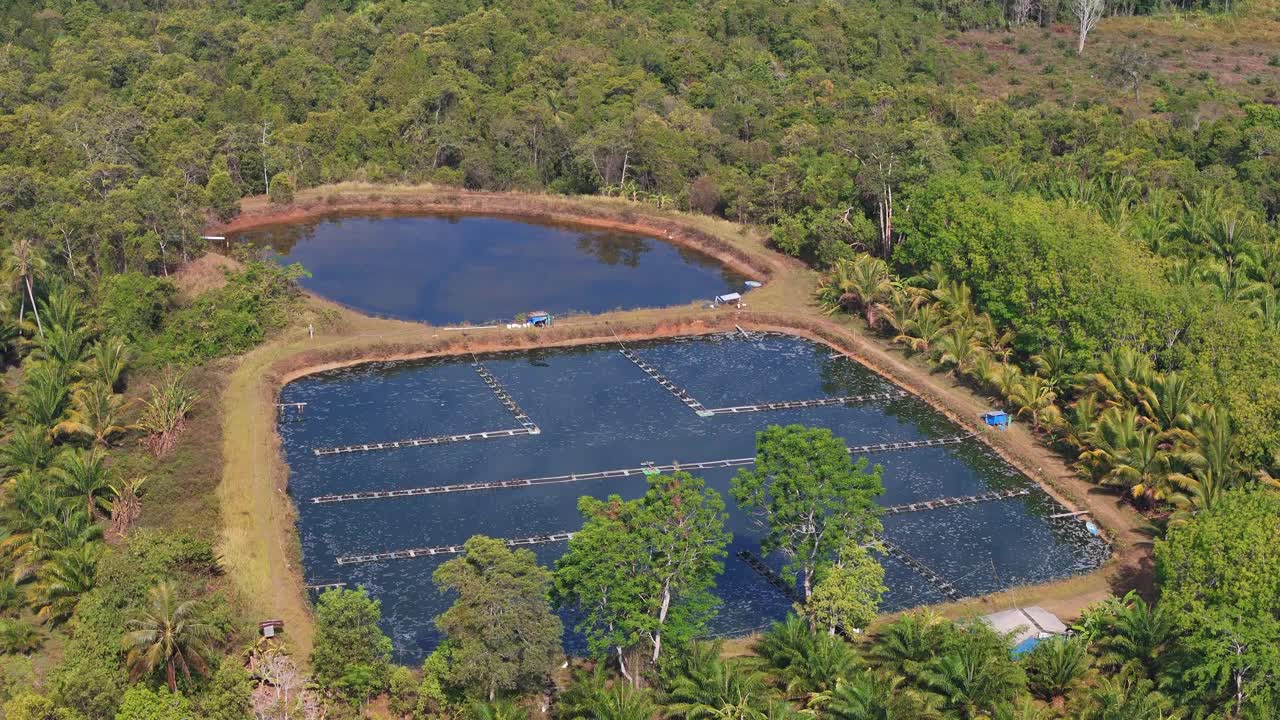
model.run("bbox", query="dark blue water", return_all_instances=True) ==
[280,334,1107,661]
[232,213,748,324]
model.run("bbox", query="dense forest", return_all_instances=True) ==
[2,0,1280,718]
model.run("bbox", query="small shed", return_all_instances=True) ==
[714,292,742,305]
[982,410,1011,430]
[527,311,553,327]
[982,606,1068,655]
[258,619,284,638]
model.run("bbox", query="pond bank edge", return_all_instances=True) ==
[208,184,787,286]
[256,311,1118,649]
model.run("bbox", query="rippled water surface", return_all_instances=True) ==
[232,213,748,324]
[281,334,1107,661]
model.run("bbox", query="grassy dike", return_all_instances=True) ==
[214,185,1149,661]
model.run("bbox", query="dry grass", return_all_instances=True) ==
[944,12,1280,112]
[169,253,240,302]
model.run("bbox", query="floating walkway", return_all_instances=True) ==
[336,531,575,566]
[472,362,539,431]
[706,391,907,415]
[737,550,802,603]
[881,488,1030,516]
[312,363,540,456]
[618,347,713,416]
[314,427,537,456]
[309,434,973,503]
[881,540,961,601]
[305,581,347,591]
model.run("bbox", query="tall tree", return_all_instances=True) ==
[309,587,393,699]
[435,535,563,701]
[732,425,884,611]
[556,472,729,681]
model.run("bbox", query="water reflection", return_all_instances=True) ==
[231,212,747,324]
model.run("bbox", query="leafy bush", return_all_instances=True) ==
[155,260,306,364]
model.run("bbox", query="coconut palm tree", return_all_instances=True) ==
[820,671,941,719]
[664,642,771,720]
[1074,674,1177,720]
[91,338,131,391]
[871,611,951,677]
[935,325,982,375]
[0,620,43,654]
[557,667,656,720]
[33,543,100,623]
[16,363,70,429]
[755,615,861,703]
[921,643,1027,720]
[1138,373,1197,440]
[1023,636,1090,707]
[52,448,115,519]
[817,254,896,327]
[1092,348,1154,409]
[125,581,221,692]
[0,425,56,476]
[1008,375,1060,433]
[54,381,133,447]
[893,304,947,354]
[1093,593,1174,680]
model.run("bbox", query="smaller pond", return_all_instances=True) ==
[232,213,749,325]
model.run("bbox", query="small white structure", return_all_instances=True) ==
[983,606,1068,654]
[714,292,742,305]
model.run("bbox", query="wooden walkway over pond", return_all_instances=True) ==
[618,347,713,416]
[881,540,961,601]
[706,391,906,415]
[336,531,575,565]
[881,488,1030,516]
[309,434,973,503]
[737,550,802,603]
[312,363,540,456]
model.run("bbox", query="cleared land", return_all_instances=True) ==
[214,184,1151,657]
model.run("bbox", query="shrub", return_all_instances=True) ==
[268,173,294,205]
[205,171,241,222]
[96,273,176,345]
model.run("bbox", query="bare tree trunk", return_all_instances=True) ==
[25,275,42,336]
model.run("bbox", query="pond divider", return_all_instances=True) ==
[881,540,961,601]
[736,551,803,603]
[617,346,714,416]
[618,342,906,417]
[336,531,576,565]
[312,362,540,456]
[706,391,906,415]
[881,488,1030,516]
[309,434,974,503]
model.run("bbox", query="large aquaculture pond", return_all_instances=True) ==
[279,333,1107,662]
[232,213,748,325]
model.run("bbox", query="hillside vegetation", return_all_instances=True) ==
[1,0,1279,718]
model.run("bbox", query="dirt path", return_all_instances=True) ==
[211,186,1150,653]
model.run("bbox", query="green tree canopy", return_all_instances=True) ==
[434,535,563,702]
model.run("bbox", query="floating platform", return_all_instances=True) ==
[881,488,1030,516]
[336,531,575,565]
[309,434,973,503]
[881,540,961,601]
[312,363,540,456]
